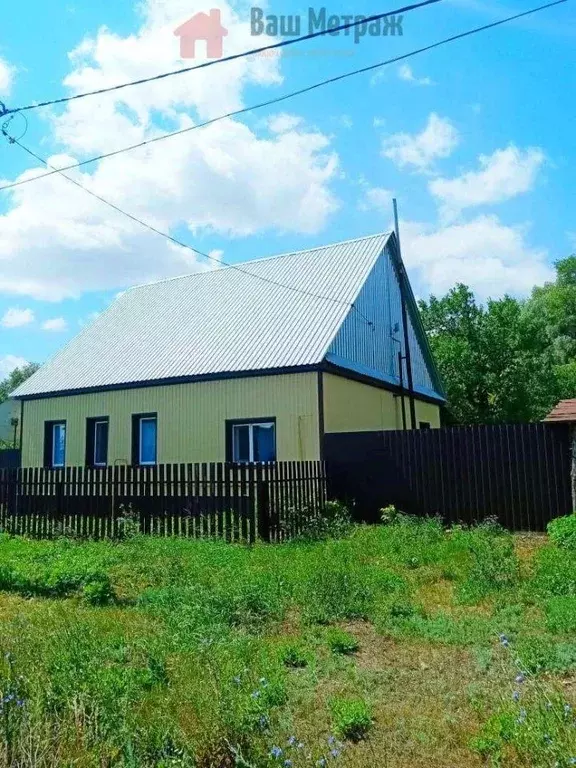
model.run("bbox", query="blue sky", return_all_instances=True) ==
[0,0,574,374]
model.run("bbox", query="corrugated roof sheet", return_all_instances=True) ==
[544,399,576,423]
[14,233,392,397]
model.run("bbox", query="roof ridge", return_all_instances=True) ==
[124,232,392,294]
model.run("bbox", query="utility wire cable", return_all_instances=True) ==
[1,127,375,321]
[0,0,441,116]
[0,0,566,194]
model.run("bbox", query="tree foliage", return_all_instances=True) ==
[418,260,576,425]
[0,363,39,404]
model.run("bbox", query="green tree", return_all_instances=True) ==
[523,255,576,400]
[419,285,556,425]
[0,363,40,404]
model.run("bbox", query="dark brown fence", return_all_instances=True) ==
[0,461,326,542]
[324,423,572,531]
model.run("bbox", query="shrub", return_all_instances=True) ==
[297,501,352,542]
[548,513,576,550]
[325,628,359,655]
[330,697,373,741]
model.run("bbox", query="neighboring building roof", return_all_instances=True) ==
[13,233,444,401]
[544,399,576,423]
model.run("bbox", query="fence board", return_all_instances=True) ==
[324,423,572,531]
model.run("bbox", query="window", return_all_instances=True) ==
[86,418,109,467]
[132,414,157,466]
[419,421,431,430]
[44,421,66,468]
[226,419,276,462]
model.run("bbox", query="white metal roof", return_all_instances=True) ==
[14,233,392,397]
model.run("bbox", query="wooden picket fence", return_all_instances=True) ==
[0,461,327,543]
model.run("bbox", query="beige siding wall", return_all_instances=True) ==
[22,373,320,467]
[323,373,441,433]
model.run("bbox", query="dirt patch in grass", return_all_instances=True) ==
[285,620,491,767]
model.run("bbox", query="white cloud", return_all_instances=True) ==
[430,145,545,218]
[1,308,35,328]
[398,64,433,86]
[42,317,68,332]
[401,214,553,299]
[0,57,14,96]
[0,355,28,378]
[266,113,303,133]
[382,113,459,173]
[0,0,340,301]
[373,117,386,129]
[358,186,393,213]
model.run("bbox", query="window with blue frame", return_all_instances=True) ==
[44,421,66,468]
[227,419,276,462]
[132,413,157,466]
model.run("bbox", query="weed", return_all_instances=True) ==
[278,642,309,669]
[325,628,359,655]
[548,513,576,550]
[330,697,373,742]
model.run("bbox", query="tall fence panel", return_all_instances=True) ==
[0,461,326,542]
[324,423,572,531]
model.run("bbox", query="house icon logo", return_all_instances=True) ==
[174,10,228,59]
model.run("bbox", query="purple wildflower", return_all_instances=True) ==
[270,746,283,759]
[251,690,260,700]
[515,673,525,684]
[287,736,297,747]
[513,691,520,703]
[517,708,527,724]
[330,749,341,758]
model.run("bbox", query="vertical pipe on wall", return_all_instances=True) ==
[393,198,417,430]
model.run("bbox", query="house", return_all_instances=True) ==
[173,11,228,59]
[12,233,445,469]
[0,398,20,447]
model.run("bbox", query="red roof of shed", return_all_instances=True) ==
[544,399,576,423]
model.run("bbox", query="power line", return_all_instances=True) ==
[0,0,441,117]
[0,0,566,194]
[2,128,376,322]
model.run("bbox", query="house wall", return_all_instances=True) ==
[323,373,440,433]
[21,373,320,467]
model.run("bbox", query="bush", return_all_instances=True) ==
[325,628,359,655]
[548,513,576,550]
[297,501,352,542]
[330,697,373,741]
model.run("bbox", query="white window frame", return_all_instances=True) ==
[138,416,157,466]
[93,420,108,467]
[232,421,275,463]
[51,422,66,468]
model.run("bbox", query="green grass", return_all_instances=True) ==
[0,518,574,766]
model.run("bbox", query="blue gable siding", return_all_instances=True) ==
[325,244,443,401]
